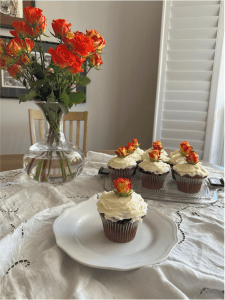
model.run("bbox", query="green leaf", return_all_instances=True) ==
[46,91,56,103]
[69,91,86,104]
[32,78,48,87]
[31,62,45,80]
[18,90,37,103]
[60,89,70,106]
[80,76,91,87]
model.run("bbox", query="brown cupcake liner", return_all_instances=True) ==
[138,166,169,190]
[108,166,136,181]
[174,171,206,194]
[100,214,138,243]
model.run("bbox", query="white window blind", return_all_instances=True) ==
[153,0,224,160]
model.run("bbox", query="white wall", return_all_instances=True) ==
[0,1,162,154]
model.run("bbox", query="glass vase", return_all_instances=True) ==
[23,102,84,184]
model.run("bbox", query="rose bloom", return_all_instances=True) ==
[11,21,35,38]
[149,150,160,161]
[48,44,82,69]
[17,54,30,66]
[152,141,162,152]
[64,33,95,57]
[126,142,135,153]
[114,178,132,194]
[185,151,199,164]
[23,6,47,35]
[0,38,6,56]
[7,64,21,79]
[115,147,128,157]
[180,145,193,156]
[89,53,103,68]
[86,29,105,53]
[0,57,8,68]
[180,141,190,149]
[6,38,34,56]
[132,139,140,148]
[68,56,85,74]
[52,19,71,38]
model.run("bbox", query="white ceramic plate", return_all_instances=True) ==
[53,196,178,271]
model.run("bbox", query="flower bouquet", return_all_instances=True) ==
[0,6,105,183]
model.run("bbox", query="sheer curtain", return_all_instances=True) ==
[208,45,224,167]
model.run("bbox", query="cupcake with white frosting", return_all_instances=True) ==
[138,150,170,189]
[169,143,193,180]
[173,151,209,194]
[108,147,136,181]
[97,177,148,243]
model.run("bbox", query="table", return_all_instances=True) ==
[0,151,224,299]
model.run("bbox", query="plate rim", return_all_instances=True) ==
[53,196,179,271]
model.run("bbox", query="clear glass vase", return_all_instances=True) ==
[23,102,84,184]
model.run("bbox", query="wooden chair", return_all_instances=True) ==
[29,109,89,156]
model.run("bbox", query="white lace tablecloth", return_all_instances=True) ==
[0,151,224,299]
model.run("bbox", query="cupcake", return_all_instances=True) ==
[138,150,170,189]
[108,147,136,181]
[141,141,169,163]
[97,178,148,243]
[173,151,209,194]
[126,139,144,164]
[169,143,193,180]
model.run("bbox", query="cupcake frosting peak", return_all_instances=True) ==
[108,156,136,169]
[138,160,170,174]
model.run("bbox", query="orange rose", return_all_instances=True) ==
[180,144,193,156]
[0,57,8,69]
[0,38,6,56]
[114,178,132,196]
[149,150,160,162]
[64,33,95,57]
[17,55,30,67]
[7,64,21,79]
[180,141,190,149]
[152,141,162,152]
[185,151,199,164]
[86,29,105,53]
[115,147,129,157]
[68,56,85,74]
[23,6,47,35]
[89,53,103,68]
[52,19,72,38]
[48,44,83,70]
[11,21,35,38]
[5,38,34,56]
[132,139,140,148]
[126,142,135,154]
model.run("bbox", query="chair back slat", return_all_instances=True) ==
[69,121,73,142]
[39,119,44,141]
[76,120,80,146]
[29,109,44,145]
[83,112,88,156]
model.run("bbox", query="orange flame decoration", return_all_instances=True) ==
[114,178,132,197]
[149,150,161,162]
[152,141,163,152]
[185,151,199,164]
[115,147,129,157]
[126,142,135,154]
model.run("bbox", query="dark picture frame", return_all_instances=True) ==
[0,1,35,29]
[0,35,87,102]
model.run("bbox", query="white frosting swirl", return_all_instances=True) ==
[97,191,148,223]
[128,147,145,161]
[173,162,209,177]
[138,160,170,174]
[169,153,186,165]
[170,149,180,157]
[108,156,136,169]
